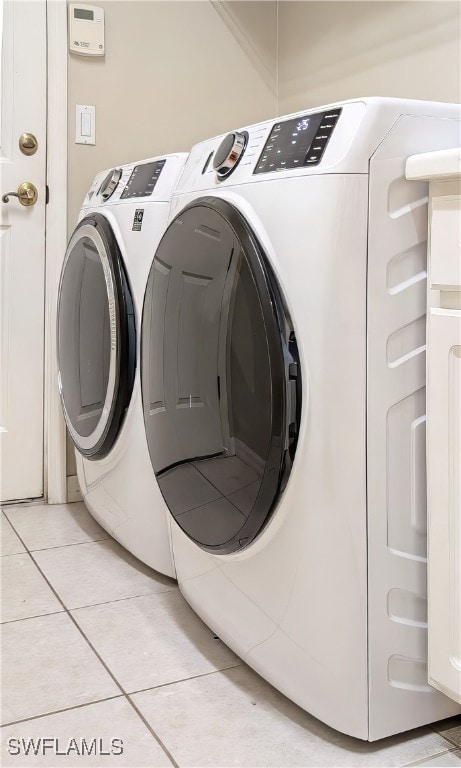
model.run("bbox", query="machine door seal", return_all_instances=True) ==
[142,196,301,554]
[57,213,136,459]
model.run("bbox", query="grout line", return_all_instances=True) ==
[3,557,175,618]
[3,517,183,767]
[128,663,243,697]
[25,536,111,553]
[1,499,45,511]
[1,695,124,728]
[123,697,180,768]
[4,521,124,692]
[403,746,461,767]
[1,609,65,626]
[1,539,108,560]
[2,506,111,554]
[1,535,111,555]
[439,733,461,750]
[69,586,178,613]
[54,607,179,768]
[1,550,29,559]
[430,722,461,748]
[181,460,261,520]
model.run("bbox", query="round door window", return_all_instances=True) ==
[142,197,300,553]
[57,214,136,459]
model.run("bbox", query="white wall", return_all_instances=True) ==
[278,1,461,114]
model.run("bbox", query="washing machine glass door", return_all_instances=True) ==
[57,214,135,459]
[142,196,301,554]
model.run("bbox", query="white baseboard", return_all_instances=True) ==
[66,474,83,503]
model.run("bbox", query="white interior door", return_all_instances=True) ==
[0,0,47,501]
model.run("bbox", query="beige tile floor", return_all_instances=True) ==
[1,502,460,768]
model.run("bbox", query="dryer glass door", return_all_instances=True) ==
[57,214,135,459]
[142,197,301,553]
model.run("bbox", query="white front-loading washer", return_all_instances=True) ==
[140,99,461,738]
[57,153,187,577]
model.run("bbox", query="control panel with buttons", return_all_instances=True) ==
[120,160,166,199]
[254,109,341,174]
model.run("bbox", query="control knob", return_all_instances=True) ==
[213,131,247,179]
[99,168,122,200]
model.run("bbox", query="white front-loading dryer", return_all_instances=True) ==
[139,99,461,738]
[57,153,187,577]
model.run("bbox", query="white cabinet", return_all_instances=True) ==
[406,148,461,704]
[426,306,461,703]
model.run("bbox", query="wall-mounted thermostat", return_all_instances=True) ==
[69,4,105,56]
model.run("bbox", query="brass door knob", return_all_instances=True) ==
[19,133,38,156]
[2,182,38,206]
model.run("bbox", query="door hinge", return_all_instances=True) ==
[46,185,49,204]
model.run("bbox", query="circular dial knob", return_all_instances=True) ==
[213,131,247,179]
[99,168,122,200]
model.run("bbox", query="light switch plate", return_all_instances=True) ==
[75,104,96,145]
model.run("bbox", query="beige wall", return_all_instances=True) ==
[67,0,277,232]
[278,1,461,114]
[66,0,277,476]
[66,0,460,478]
[68,0,461,233]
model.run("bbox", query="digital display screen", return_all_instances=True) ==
[74,8,94,20]
[254,109,341,174]
[120,160,166,199]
